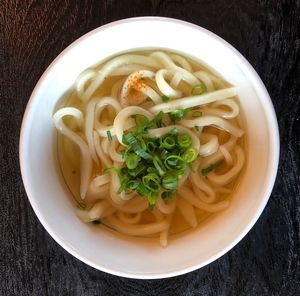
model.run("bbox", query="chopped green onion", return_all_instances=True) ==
[136,183,151,197]
[160,149,170,160]
[125,153,141,170]
[103,167,120,175]
[192,111,203,117]
[161,191,176,200]
[162,95,170,102]
[153,155,166,176]
[126,180,140,191]
[106,130,112,141]
[194,126,200,131]
[148,191,158,210]
[164,155,186,170]
[170,127,178,135]
[177,133,192,149]
[128,165,146,177]
[147,167,157,174]
[117,175,130,193]
[136,149,152,160]
[123,132,152,160]
[143,173,160,192]
[201,160,225,176]
[148,111,164,128]
[162,173,178,190]
[168,108,191,121]
[138,136,147,151]
[110,112,199,208]
[146,140,157,153]
[191,82,207,95]
[182,148,198,163]
[160,135,176,149]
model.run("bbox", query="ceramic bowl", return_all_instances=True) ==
[19,17,279,279]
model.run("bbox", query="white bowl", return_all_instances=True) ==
[19,17,279,279]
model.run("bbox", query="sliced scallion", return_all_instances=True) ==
[201,160,225,176]
[162,95,170,102]
[126,153,140,170]
[191,82,207,95]
[106,130,112,141]
[177,133,192,149]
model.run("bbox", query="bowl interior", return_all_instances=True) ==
[20,18,279,278]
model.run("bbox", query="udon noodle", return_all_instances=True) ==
[53,50,245,247]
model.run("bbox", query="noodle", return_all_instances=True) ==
[53,50,245,247]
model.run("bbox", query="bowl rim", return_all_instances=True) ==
[19,16,280,279]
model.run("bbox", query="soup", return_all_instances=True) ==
[53,50,245,247]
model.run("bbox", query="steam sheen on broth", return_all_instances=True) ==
[53,50,245,247]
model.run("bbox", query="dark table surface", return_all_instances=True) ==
[1,0,299,295]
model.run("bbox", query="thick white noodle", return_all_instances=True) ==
[103,215,169,236]
[108,196,149,213]
[156,195,176,214]
[97,118,135,138]
[88,200,111,220]
[193,71,214,92]
[86,182,109,202]
[116,211,142,225]
[75,69,97,98]
[149,87,237,113]
[94,96,122,136]
[179,187,229,212]
[113,106,154,144]
[199,133,219,157]
[120,70,161,106]
[202,99,239,119]
[151,51,199,85]
[153,208,164,221]
[178,169,190,187]
[90,174,110,188]
[193,186,230,211]
[181,116,244,138]
[108,136,124,163]
[76,209,94,223]
[160,214,173,247]
[109,169,126,205]
[170,72,183,89]
[82,55,162,101]
[170,54,193,72]
[216,187,232,194]
[207,145,245,186]
[53,107,92,199]
[78,205,116,222]
[85,97,101,165]
[200,135,237,169]
[108,162,135,203]
[177,196,197,228]
[206,72,228,89]
[219,145,233,165]
[101,137,110,155]
[93,132,112,168]
[160,230,169,248]
[155,69,182,98]
[189,159,216,203]
[111,78,125,99]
